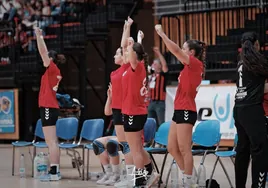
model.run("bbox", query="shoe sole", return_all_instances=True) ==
[147,173,160,188]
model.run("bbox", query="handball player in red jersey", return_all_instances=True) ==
[35,27,66,181]
[97,17,134,187]
[121,37,159,188]
[155,25,205,188]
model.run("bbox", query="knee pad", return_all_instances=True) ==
[106,140,119,157]
[119,141,130,155]
[92,140,105,155]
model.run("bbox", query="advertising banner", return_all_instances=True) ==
[0,90,15,133]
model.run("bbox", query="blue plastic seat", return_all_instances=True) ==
[77,119,104,180]
[143,118,157,145]
[55,117,79,177]
[144,121,171,187]
[207,134,237,188]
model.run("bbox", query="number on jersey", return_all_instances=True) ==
[140,78,148,96]
[238,64,243,87]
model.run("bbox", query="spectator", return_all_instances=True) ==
[51,0,61,16]
[15,23,31,53]
[0,0,12,21]
[39,0,51,29]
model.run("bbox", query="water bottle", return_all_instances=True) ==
[170,160,179,188]
[19,154,26,178]
[120,159,127,181]
[197,164,206,188]
[34,153,41,178]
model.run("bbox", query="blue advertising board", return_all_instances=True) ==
[0,90,15,133]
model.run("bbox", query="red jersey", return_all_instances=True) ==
[39,61,62,108]
[111,63,130,109]
[122,62,147,115]
[263,93,268,116]
[174,56,203,112]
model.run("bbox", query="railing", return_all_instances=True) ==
[154,0,267,17]
[156,0,268,71]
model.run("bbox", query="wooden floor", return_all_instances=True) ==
[0,144,253,188]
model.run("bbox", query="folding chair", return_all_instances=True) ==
[144,121,171,188]
[81,119,104,180]
[208,134,237,188]
[11,119,43,176]
[56,117,80,176]
[165,120,221,186]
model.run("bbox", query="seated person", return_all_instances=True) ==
[93,136,121,186]
[93,86,121,186]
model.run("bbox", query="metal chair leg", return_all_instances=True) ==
[230,156,235,165]
[86,149,90,180]
[32,147,37,177]
[150,153,160,174]
[82,147,85,180]
[72,149,81,177]
[28,147,33,162]
[219,158,234,188]
[158,152,168,188]
[12,146,15,176]
[208,157,219,188]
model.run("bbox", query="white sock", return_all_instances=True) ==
[181,170,185,184]
[184,174,193,186]
[112,164,120,176]
[126,165,135,175]
[103,164,112,174]
[50,164,60,173]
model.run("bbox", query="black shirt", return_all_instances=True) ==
[234,61,266,106]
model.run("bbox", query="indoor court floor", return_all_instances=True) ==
[0,144,252,188]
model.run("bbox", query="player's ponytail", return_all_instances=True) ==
[240,32,268,76]
[48,50,66,65]
[133,42,149,87]
[56,54,66,65]
[198,41,206,78]
[186,40,206,78]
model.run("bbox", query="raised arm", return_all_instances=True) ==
[104,84,112,116]
[127,37,138,69]
[153,47,168,73]
[34,27,50,67]
[121,17,133,63]
[155,24,189,65]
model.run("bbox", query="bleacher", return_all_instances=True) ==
[154,0,268,81]
[0,0,141,88]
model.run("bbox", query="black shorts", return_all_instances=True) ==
[172,110,197,125]
[112,109,123,125]
[40,107,59,126]
[123,114,147,132]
